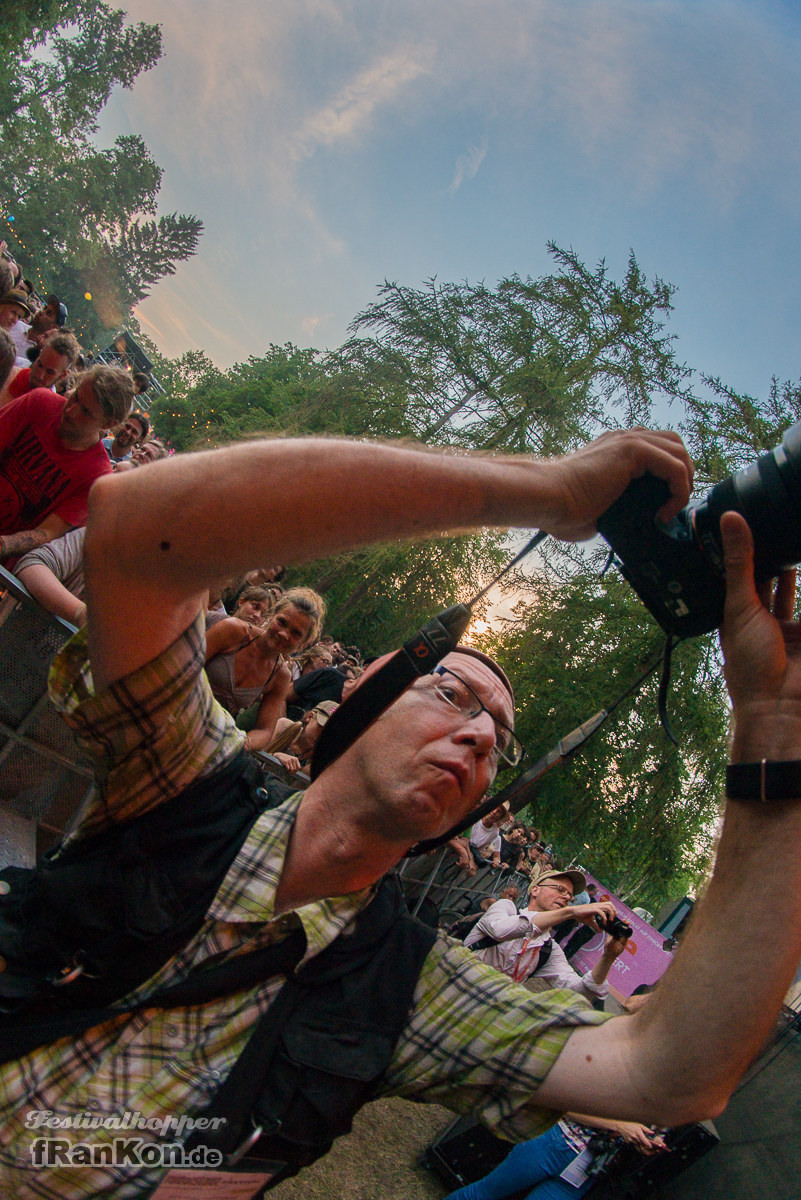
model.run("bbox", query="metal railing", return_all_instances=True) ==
[0,565,93,859]
[398,848,531,926]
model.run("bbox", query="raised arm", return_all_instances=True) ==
[529,900,616,935]
[83,430,692,689]
[533,512,801,1126]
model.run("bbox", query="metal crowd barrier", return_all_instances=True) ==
[398,847,531,926]
[0,566,314,869]
[0,564,92,865]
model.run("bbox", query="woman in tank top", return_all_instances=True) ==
[204,586,325,752]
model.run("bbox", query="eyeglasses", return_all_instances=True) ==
[418,665,525,769]
[538,881,573,899]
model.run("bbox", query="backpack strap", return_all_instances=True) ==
[0,753,295,1016]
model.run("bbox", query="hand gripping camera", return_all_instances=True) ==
[597,420,801,638]
[597,913,633,940]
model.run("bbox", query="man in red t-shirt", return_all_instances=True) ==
[0,364,133,562]
[0,332,80,408]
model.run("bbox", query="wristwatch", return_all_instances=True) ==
[725,760,801,802]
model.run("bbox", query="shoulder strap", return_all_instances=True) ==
[0,926,308,1066]
[184,875,437,1177]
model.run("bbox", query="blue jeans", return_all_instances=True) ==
[441,1123,595,1200]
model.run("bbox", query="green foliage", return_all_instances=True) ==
[0,1,82,57]
[293,534,507,655]
[683,374,801,485]
[478,571,728,911]
[0,2,202,349]
[148,343,327,452]
[345,244,693,455]
[112,213,203,307]
[2,3,161,137]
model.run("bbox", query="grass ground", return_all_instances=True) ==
[269,1097,456,1200]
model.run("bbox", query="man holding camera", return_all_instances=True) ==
[465,868,628,1000]
[3,426,801,1198]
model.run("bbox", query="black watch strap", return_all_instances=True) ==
[725,760,801,802]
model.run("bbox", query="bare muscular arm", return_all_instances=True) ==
[84,430,692,690]
[532,514,801,1127]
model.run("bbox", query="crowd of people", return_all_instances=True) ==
[1,240,800,1200]
[0,244,167,466]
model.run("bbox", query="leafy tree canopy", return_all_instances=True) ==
[344,244,694,455]
[683,373,801,485]
[0,2,202,348]
[477,570,728,911]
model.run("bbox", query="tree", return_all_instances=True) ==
[478,569,728,912]
[683,373,801,486]
[1,3,161,138]
[0,2,202,349]
[147,343,327,452]
[0,1,83,57]
[344,244,694,455]
[295,533,507,655]
[112,213,203,307]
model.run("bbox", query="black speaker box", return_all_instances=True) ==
[586,1121,719,1199]
[421,1116,510,1190]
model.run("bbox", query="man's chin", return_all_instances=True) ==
[382,792,468,847]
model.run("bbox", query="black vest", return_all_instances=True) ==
[0,754,437,1191]
[185,872,437,1191]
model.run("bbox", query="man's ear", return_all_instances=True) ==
[528,886,539,906]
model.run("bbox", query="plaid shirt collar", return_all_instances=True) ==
[207,789,375,963]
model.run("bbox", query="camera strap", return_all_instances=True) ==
[309,533,547,780]
[658,632,679,746]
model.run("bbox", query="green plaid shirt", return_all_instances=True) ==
[0,616,609,1198]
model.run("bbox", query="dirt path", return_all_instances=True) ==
[269,1097,456,1200]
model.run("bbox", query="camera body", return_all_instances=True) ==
[598,914,633,940]
[597,421,801,638]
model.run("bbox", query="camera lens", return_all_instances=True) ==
[692,419,801,585]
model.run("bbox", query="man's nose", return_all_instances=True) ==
[454,710,497,754]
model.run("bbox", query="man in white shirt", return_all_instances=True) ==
[465,868,628,1001]
[468,803,510,866]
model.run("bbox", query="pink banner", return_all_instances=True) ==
[568,873,674,998]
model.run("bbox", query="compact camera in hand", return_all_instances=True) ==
[597,913,633,939]
[597,421,801,638]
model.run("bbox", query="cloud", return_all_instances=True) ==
[113,0,801,205]
[428,0,801,204]
[292,43,436,162]
[301,313,328,336]
[449,138,488,193]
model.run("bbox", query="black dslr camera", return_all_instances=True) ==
[597,421,801,638]
[598,914,633,939]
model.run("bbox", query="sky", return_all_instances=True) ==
[97,0,801,406]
